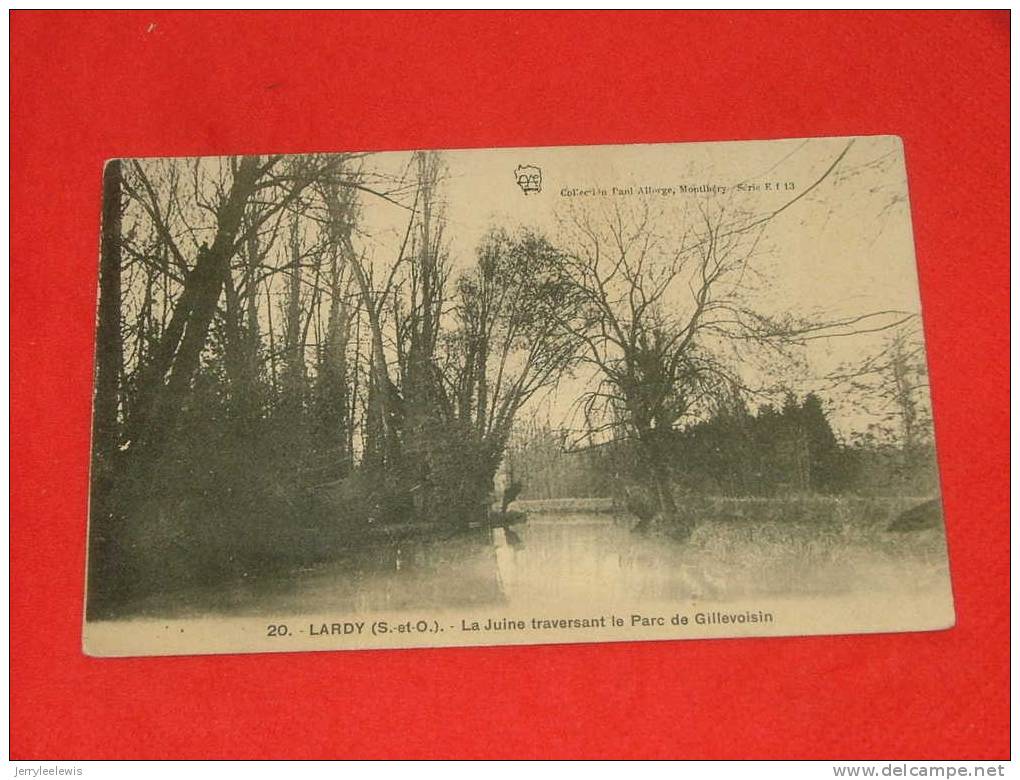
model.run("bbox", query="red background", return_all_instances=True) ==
[10,11,1010,759]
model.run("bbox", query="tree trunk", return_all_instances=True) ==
[348,247,402,466]
[93,159,123,462]
[131,155,263,452]
[281,218,307,409]
[87,159,125,617]
[221,268,249,400]
[639,428,690,539]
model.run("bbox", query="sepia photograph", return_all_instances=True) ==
[82,136,954,656]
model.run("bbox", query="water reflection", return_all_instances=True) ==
[131,511,950,620]
[495,512,950,608]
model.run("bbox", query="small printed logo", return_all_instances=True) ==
[515,164,542,194]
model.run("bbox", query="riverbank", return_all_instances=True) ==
[511,494,936,529]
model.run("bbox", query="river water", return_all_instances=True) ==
[130,510,952,620]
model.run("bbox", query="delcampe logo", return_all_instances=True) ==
[514,164,542,194]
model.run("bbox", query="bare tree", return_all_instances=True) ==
[314,167,360,474]
[122,154,337,454]
[825,318,933,451]
[553,142,906,536]
[446,229,580,487]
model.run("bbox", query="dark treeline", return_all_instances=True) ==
[509,392,938,502]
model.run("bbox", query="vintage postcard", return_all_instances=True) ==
[83,136,954,657]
